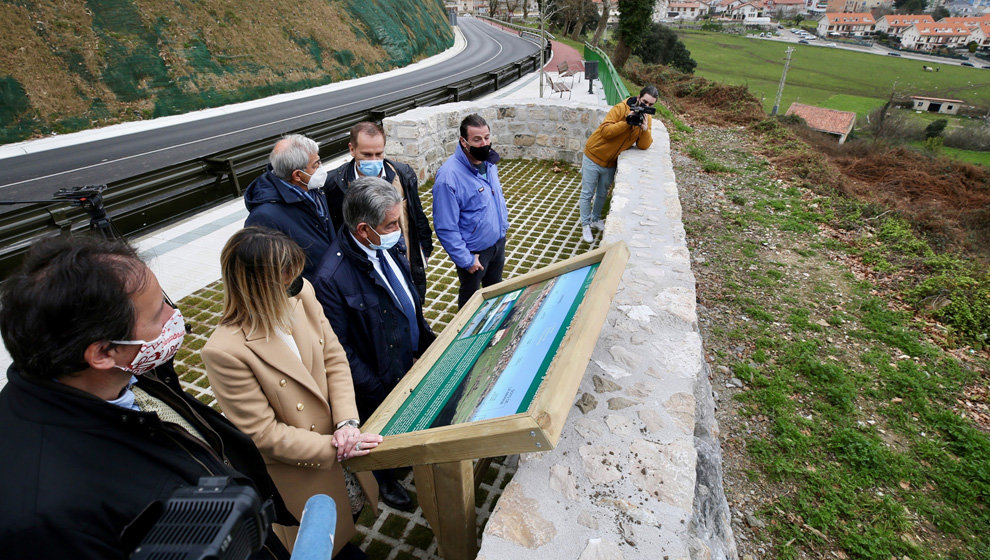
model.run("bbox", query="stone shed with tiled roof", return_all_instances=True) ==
[785,103,857,144]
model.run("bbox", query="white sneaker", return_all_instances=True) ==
[581,224,593,243]
[591,219,606,231]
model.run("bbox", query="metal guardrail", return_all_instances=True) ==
[583,43,629,106]
[475,15,555,42]
[0,49,542,280]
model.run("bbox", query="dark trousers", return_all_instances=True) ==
[455,237,506,308]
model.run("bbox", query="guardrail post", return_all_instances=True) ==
[489,72,500,90]
[514,61,523,80]
[47,207,74,237]
[370,110,387,125]
[203,157,242,197]
[447,86,460,103]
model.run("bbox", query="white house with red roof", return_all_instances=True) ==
[910,96,964,115]
[727,0,767,19]
[874,14,936,36]
[668,1,708,20]
[817,12,876,37]
[900,22,979,49]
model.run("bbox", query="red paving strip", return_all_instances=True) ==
[474,19,584,72]
[545,40,584,72]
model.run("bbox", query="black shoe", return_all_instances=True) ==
[379,478,413,511]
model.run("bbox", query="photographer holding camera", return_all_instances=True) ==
[578,85,659,243]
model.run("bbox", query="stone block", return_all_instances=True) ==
[578,538,624,560]
[629,439,696,511]
[514,134,536,147]
[579,444,624,484]
[485,484,557,548]
[549,463,580,501]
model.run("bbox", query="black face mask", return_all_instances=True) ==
[286,275,304,298]
[463,140,492,162]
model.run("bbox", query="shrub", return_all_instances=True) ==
[924,118,948,139]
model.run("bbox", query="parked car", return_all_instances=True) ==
[799,39,809,44]
[887,52,901,56]
[961,62,974,67]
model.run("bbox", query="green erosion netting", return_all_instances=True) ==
[342,0,453,67]
[2,0,455,142]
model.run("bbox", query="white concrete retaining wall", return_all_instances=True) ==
[384,100,735,560]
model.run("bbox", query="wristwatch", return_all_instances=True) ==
[335,419,360,430]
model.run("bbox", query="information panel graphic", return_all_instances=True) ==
[382,263,599,435]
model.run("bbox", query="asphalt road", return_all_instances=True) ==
[0,18,539,205]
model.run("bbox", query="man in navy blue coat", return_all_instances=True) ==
[312,176,435,512]
[245,134,333,281]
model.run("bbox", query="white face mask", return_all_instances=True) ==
[369,226,401,251]
[110,308,186,375]
[301,164,327,190]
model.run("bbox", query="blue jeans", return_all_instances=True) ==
[579,155,616,226]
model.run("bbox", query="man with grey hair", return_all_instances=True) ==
[312,176,435,511]
[245,133,333,280]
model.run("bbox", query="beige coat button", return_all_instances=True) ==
[319,338,324,345]
[310,424,317,431]
[279,379,287,387]
[296,402,304,411]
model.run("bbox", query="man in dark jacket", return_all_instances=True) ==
[326,122,433,302]
[245,133,333,281]
[312,176,436,512]
[0,236,294,560]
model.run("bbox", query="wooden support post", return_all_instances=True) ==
[413,460,477,560]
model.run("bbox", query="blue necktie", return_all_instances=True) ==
[377,250,419,349]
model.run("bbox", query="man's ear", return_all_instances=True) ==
[348,142,356,158]
[84,341,118,371]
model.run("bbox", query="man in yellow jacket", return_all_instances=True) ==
[579,85,659,243]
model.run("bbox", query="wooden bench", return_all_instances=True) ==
[545,73,572,99]
[557,60,579,87]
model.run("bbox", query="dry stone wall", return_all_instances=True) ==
[384,101,607,182]
[383,100,735,560]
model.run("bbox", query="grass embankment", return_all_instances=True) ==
[676,30,990,115]
[678,124,989,560]
[631,60,990,558]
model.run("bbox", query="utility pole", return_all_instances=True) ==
[771,47,795,116]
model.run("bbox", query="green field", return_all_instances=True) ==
[677,31,990,117]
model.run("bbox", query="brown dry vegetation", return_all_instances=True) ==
[630,63,990,260]
[0,0,451,139]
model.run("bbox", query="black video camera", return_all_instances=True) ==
[625,103,656,127]
[130,476,275,560]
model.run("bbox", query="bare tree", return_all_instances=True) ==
[489,0,499,17]
[504,0,521,21]
[523,0,531,20]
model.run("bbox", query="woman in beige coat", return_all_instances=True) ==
[203,227,382,558]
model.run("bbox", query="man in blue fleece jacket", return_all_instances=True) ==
[432,114,510,308]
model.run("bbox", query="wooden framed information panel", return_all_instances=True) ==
[348,242,629,472]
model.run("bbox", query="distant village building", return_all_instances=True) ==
[825,0,893,12]
[910,96,964,115]
[765,0,806,16]
[667,1,708,20]
[900,22,979,49]
[874,14,936,37]
[785,103,857,143]
[817,12,876,36]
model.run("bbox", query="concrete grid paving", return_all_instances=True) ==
[171,157,605,559]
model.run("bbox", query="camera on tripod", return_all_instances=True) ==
[625,104,656,127]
